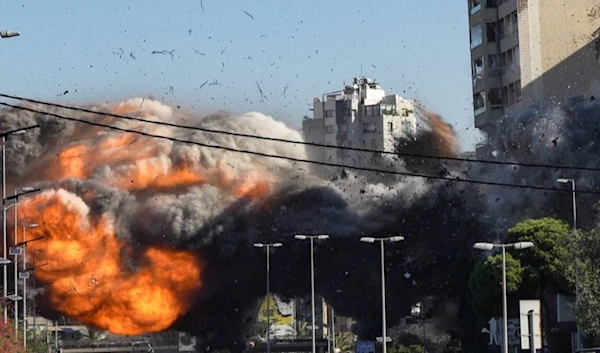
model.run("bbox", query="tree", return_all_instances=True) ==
[466,218,573,353]
[566,223,600,337]
[467,252,523,316]
[250,322,268,341]
[505,217,572,292]
[79,327,107,345]
[0,307,26,353]
[334,332,355,353]
[295,320,311,338]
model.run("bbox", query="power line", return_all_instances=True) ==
[1,102,598,195]
[1,92,599,173]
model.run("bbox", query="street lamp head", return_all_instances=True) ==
[317,235,329,240]
[360,237,376,243]
[21,187,34,192]
[294,235,307,240]
[6,294,22,301]
[253,243,264,248]
[389,236,405,242]
[28,224,38,228]
[514,241,534,250]
[0,30,20,39]
[12,130,27,136]
[0,257,10,265]
[473,242,494,251]
[272,243,283,247]
[557,178,572,184]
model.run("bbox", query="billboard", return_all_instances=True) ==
[257,294,295,338]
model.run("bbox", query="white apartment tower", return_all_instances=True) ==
[302,77,417,164]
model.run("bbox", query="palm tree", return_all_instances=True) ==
[295,320,311,339]
[334,332,355,353]
[79,327,106,345]
[251,322,269,341]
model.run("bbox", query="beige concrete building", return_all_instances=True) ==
[468,0,600,157]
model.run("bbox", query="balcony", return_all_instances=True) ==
[474,107,504,129]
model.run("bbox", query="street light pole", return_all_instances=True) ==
[380,239,387,353]
[557,178,580,348]
[12,187,33,333]
[295,234,329,353]
[557,179,577,229]
[1,126,39,323]
[473,241,534,353]
[501,245,507,353]
[360,236,405,353]
[254,242,283,353]
[2,134,6,324]
[16,229,43,349]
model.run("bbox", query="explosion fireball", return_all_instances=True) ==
[2,93,597,351]
[8,99,280,335]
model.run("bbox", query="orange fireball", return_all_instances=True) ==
[16,189,202,335]
[11,101,275,335]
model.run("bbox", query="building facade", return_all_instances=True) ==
[302,77,417,165]
[468,0,600,157]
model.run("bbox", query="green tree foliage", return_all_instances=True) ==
[506,217,572,291]
[468,218,572,315]
[566,223,600,337]
[334,332,355,353]
[467,252,523,316]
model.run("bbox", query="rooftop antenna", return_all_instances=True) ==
[360,62,363,76]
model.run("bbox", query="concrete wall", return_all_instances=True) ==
[518,0,600,105]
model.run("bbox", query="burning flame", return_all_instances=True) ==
[16,189,202,335]
[10,102,275,335]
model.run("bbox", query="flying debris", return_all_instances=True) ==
[1,93,599,351]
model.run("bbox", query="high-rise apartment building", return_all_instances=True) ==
[468,0,600,157]
[302,77,417,164]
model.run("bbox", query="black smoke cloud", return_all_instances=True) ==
[0,94,598,351]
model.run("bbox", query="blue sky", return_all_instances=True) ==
[1,0,480,151]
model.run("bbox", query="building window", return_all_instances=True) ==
[365,105,380,117]
[488,88,503,106]
[498,19,505,39]
[401,120,413,135]
[474,91,486,114]
[388,122,393,132]
[470,0,481,14]
[325,110,334,117]
[488,55,499,68]
[363,123,376,133]
[325,125,335,134]
[371,139,377,149]
[470,24,482,49]
[486,22,497,42]
[401,108,410,117]
[473,57,484,77]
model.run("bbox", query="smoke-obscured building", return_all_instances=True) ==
[302,77,417,164]
[468,0,600,158]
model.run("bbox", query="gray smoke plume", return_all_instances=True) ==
[0,94,597,351]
